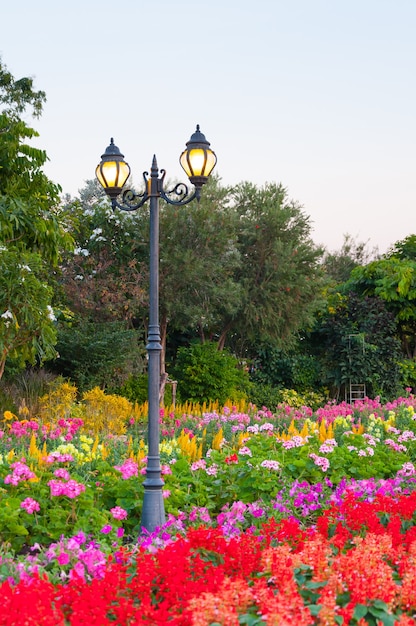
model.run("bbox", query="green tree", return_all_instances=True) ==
[311,292,402,400]
[346,256,416,358]
[0,250,57,379]
[172,341,249,404]
[387,234,416,261]
[220,181,325,352]
[158,176,242,370]
[59,181,147,324]
[322,233,379,284]
[0,58,73,379]
[0,58,72,264]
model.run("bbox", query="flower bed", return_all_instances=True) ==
[1,388,416,622]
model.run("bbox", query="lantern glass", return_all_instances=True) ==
[95,159,130,191]
[180,147,217,178]
[180,126,217,185]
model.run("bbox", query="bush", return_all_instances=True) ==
[117,373,176,407]
[49,321,146,393]
[172,342,249,405]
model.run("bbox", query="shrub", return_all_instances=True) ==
[50,321,145,392]
[173,342,249,405]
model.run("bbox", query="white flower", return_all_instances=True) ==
[74,248,90,256]
[46,306,56,321]
[1,310,13,327]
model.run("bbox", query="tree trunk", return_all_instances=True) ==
[217,322,232,351]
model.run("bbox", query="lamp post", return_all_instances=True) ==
[95,126,217,533]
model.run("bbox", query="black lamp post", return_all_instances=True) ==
[95,126,216,533]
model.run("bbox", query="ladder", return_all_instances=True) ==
[349,383,366,403]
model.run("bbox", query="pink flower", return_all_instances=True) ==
[48,479,86,498]
[114,459,138,479]
[57,552,70,565]
[54,468,71,480]
[101,525,112,534]
[110,506,128,520]
[20,497,40,514]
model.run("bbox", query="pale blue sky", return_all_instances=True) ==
[1,0,415,253]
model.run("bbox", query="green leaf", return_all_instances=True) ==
[307,604,322,616]
[353,604,368,620]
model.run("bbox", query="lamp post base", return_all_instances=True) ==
[140,488,166,533]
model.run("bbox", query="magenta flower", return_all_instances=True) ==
[20,497,40,514]
[101,525,112,534]
[54,468,71,480]
[110,506,128,520]
[57,552,70,565]
[114,458,138,479]
[48,479,86,498]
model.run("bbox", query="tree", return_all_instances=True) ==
[59,181,147,324]
[0,58,73,379]
[387,234,416,261]
[0,58,72,264]
[322,234,379,284]
[0,249,57,379]
[345,256,416,358]
[220,182,325,353]
[172,341,249,404]
[158,176,242,370]
[311,292,402,400]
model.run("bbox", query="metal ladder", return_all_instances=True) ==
[349,383,366,403]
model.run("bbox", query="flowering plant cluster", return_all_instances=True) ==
[1,389,416,620]
[1,492,416,623]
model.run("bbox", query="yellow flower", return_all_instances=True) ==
[3,411,16,421]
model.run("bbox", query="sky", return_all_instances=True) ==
[1,0,415,254]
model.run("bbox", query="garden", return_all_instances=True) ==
[0,381,416,624]
[3,49,416,626]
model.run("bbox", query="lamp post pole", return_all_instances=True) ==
[142,156,164,530]
[96,127,216,533]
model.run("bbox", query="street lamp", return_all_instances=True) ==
[95,126,216,533]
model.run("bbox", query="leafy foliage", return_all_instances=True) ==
[311,292,402,399]
[346,256,416,358]
[51,321,145,393]
[172,341,250,404]
[0,249,57,379]
[0,57,73,379]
